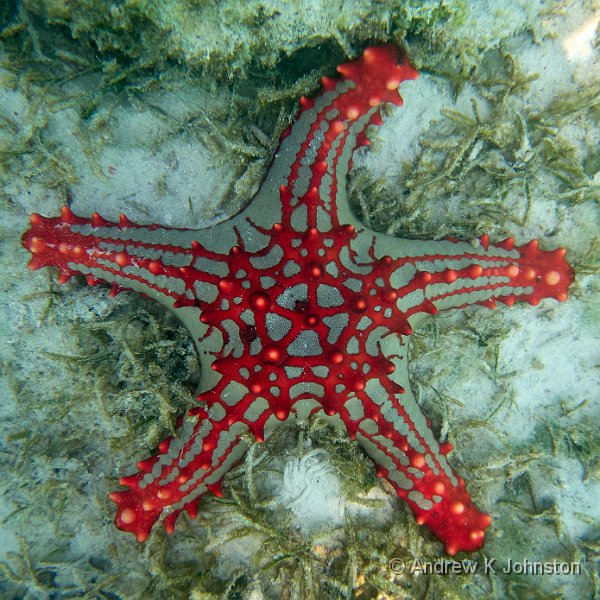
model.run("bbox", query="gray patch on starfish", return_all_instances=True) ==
[287,330,323,356]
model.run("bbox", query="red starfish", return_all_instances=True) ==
[22,46,572,555]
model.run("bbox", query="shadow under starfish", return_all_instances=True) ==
[22,45,573,555]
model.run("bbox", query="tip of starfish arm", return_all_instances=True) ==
[422,501,492,554]
[508,240,574,305]
[111,492,159,542]
[306,45,419,134]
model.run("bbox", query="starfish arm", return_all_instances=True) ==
[21,206,275,310]
[110,409,249,542]
[371,235,573,324]
[22,207,223,304]
[108,380,276,541]
[354,389,492,555]
[245,45,418,234]
[335,332,490,554]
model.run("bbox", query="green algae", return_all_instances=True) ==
[1,0,467,213]
[350,45,599,243]
[17,0,464,79]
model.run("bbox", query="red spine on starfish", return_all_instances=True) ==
[22,45,573,554]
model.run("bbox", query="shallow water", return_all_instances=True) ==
[1,1,598,598]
